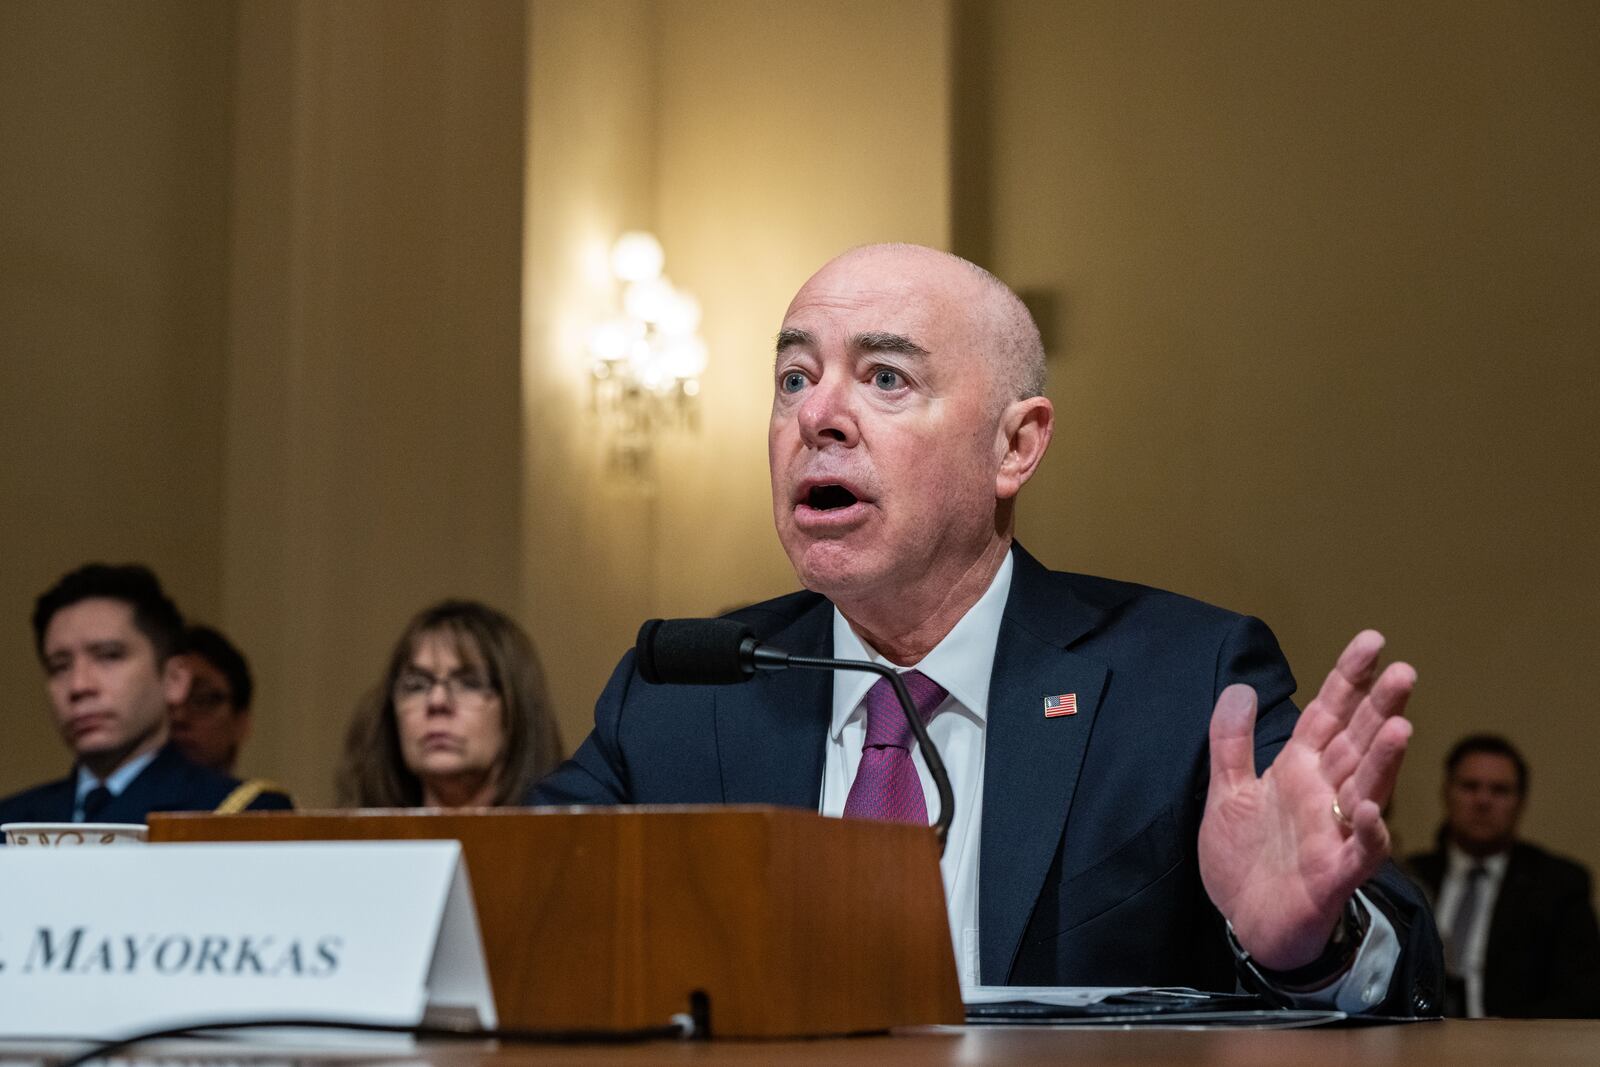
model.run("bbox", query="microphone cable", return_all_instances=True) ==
[50,1006,705,1067]
[635,617,956,855]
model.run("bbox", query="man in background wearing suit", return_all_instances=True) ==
[0,563,292,826]
[1407,735,1600,1017]
[170,624,256,776]
[169,623,287,814]
[535,243,1442,1013]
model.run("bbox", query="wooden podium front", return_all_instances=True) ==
[149,807,963,1037]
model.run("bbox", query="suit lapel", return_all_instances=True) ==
[28,775,77,823]
[979,546,1111,983]
[100,746,186,823]
[1485,844,1530,967]
[1409,850,1446,904]
[715,602,834,807]
[709,546,1118,979]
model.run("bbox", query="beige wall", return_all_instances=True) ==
[965,1,1600,870]
[225,0,528,805]
[0,1,234,790]
[648,0,952,619]
[522,0,663,750]
[4,0,1597,889]
[522,0,951,747]
[1,0,949,798]
[0,1,527,803]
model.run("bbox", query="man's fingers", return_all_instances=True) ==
[1339,798,1393,888]
[1209,683,1260,793]
[1294,630,1386,752]
[1333,660,1413,753]
[1338,713,1413,815]
[1320,660,1418,783]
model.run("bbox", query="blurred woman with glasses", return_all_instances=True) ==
[336,600,561,808]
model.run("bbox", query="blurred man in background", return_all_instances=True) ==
[1407,735,1600,1017]
[0,564,291,826]
[170,623,286,812]
[171,624,254,775]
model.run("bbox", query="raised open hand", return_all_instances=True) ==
[1198,630,1415,970]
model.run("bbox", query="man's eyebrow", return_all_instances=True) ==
[776,327,814,354]
[853,331,929,358]
[773,328,930,358]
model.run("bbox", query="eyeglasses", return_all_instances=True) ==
[392,669,496,706]
[182,687,233,714]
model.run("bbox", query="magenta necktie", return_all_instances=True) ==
[842,670,949,825]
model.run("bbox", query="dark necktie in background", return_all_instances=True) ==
[82,784,113,821]
[1444,863,1488,1016]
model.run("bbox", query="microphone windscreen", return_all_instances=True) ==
[635,618,756,685]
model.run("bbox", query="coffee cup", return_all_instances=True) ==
[2,822,148,846]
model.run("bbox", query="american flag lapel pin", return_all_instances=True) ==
[1044,693,1078,718]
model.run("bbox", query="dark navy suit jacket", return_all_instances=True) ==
[0,743,292,826]
[1408,841,1600,1017]
[532,546,1443,1014]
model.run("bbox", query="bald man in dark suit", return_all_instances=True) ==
[536,244,1442,1013]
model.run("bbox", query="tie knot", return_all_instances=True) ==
[862,670,948,751]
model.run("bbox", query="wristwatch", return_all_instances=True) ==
[1231,896,1371,1000]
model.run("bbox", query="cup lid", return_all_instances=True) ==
[2,822,148,834]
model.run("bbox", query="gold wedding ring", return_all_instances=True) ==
[1332,798,1353,829]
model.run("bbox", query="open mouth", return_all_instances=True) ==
[806,484,859,511]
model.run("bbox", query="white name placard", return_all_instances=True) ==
[0,841,495,1040]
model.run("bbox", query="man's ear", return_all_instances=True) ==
[162,655,193,708]
[996,396,1054,501]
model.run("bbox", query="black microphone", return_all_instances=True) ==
[634,618,955,855]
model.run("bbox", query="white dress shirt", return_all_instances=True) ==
[1436,844,1509,1018]
[818,547,1400,1009]
[821,550,1012,992]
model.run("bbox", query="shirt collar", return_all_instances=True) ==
[75,745,161,805]
[830,548,1015,741]
[1445,841,1511,879]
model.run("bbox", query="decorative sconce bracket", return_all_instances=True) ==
[587,232,707,477]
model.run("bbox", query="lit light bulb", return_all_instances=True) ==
[661,336,709,380]
[656,289,702,337]
[624,277,676,324]
[627,337,655,372]
[639,363,668,392]
[610,231,664,282]
[586,317,642,362]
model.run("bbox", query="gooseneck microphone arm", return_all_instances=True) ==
[633,617,953,856]
[753,643,955,856]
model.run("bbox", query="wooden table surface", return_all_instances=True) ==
[10,1020,1599,1067]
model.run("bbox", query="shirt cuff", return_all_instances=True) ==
[1229,890,1400,1012]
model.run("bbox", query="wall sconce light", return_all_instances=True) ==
[586,231,707,475]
